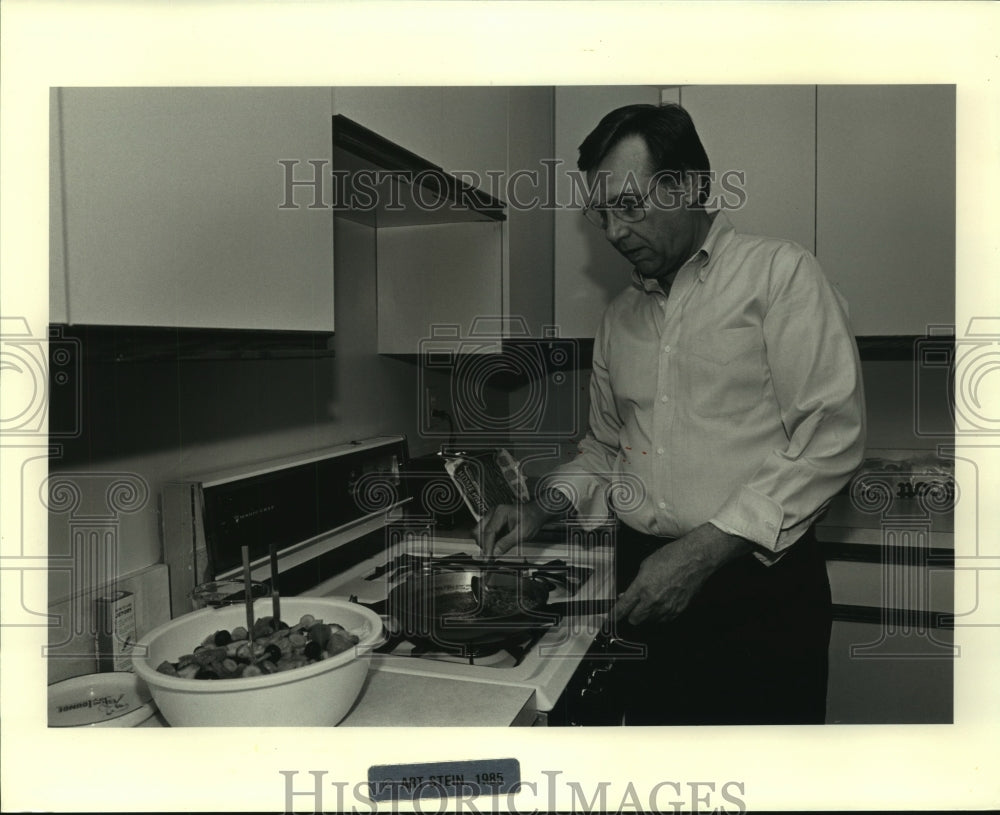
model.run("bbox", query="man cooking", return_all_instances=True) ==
[476,103,866,725]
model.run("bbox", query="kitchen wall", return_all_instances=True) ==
[860,357,952,452]
[47,216,454,676]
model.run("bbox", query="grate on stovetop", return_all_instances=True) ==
[364,553,593,595]
[374,622,554,668]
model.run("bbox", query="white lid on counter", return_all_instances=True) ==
[47,671,156,728]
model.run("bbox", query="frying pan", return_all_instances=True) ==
[381,568,615,647]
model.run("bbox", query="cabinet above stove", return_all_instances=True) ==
[330,89,556,356]
[332,114,506,228]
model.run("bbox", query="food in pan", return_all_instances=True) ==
[439,586,532,619]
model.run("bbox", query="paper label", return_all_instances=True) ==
[367,758,520,801]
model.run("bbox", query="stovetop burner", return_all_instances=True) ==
[364,553,592,594]
[375,622,553,668]
[356,547,598,670]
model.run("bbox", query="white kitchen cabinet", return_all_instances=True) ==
[678,85,816,253]
[331,86,445,176]
[376,222,504,355]
[507,86,555,338]
[682,85,955,337]
[826,620,953,724]
[551,85,955,339]
[816,85,956,335]
[52,87,335,330]
[50,91,68,325]
[818,487,954,724]
[333,86,553,353]
[331,86,508,198]
[553,85,813,339]
[553,85,667,338]
[441,87,510,196]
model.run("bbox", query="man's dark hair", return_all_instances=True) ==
[577,103,712,206]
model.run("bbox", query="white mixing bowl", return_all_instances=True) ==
[132,597,383,727]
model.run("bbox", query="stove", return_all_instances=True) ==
[369,555,588,667]
[302,524,615,713]
[161,434,617,718]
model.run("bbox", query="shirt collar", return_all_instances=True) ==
[630,211,734,294]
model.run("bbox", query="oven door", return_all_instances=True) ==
[543,630,644,726]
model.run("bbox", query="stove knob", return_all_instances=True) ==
[579,663,613,698]
[580,675,605,699]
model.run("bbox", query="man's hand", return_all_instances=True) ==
[612,523,753,625]
[475,500,553,558]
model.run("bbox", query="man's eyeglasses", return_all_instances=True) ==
[581,186,657,230]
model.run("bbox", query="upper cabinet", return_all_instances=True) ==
[329,90,508,355]
[553,84,955,338]
[375,221,504,355]
[51,87,335,330]
[52,87,945,345]
[678,85,816,254]
[332,87,556,353]
[816,85,955,336]
[553,85,813,339]
[331,87,508,200]
[506,86,555,339]
[553,86,664,339]
[330,114,505,228]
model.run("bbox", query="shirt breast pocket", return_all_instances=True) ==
[682,326,765,418]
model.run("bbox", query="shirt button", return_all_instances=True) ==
[658,501,667,509]
[656,447,664,455]
[663,345,671,353]
[660,395,669,403]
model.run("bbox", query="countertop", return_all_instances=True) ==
[816,493,954,548]
[339,671,537,727]
[136,670,537,728]
[817,494,954,616]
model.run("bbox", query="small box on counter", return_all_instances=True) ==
[95,590,136,672]
[852,454,956,505]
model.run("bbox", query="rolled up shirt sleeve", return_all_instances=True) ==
[709,249,866,553]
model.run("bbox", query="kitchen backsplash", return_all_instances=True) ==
[47,564,169,684]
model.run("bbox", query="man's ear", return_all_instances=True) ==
[682,172,697,206]
[682,170,709,208]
